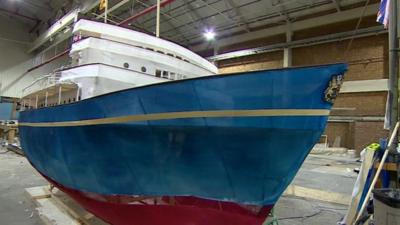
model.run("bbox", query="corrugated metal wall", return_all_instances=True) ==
[0,15,70,98]
[0,15,33,98]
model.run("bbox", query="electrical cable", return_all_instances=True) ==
[276,209,323,221]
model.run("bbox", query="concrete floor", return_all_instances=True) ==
[274,154,358,225]
[0,148,46,225]
[0,148,358,225]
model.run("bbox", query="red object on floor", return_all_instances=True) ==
[43,175,272,225]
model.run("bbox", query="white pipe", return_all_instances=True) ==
[104,0,108,24]
[76,87,80,101]
[353,121,400,224]
[96,0,129,19]
[45,92,48,107]
[156,0,160,37]
[58,86,62,105]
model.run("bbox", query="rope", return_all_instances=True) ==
[342,0,371,60]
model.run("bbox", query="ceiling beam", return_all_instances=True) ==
[197,0,249,32]
[275,0,291,22]
[95,0,131,19]
[134,0,192,44]
[182,0,207,30]
[224,0,251,32]
[117,0,175,26]
[181,0,342,46]
[191,3,380,52]
[80,0,101,13]
[0,7,39,22]
[27,0,104,53]
[332,0,342,12]
[153,0,261,40]
[208,25,386,61]
[28,9,79,53]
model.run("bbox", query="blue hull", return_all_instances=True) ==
[19,63,347,206]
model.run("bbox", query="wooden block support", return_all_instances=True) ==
[7,129,15,144]
[25,186,107,225]
[283,184,351,205]
[25,183,351,225]
[374,162,398,171]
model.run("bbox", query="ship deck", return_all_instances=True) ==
[0,148,358,225]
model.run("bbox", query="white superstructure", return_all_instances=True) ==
[21,19,218,109]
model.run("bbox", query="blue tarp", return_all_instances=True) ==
[0,103,14,120]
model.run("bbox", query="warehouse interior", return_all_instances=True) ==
[0,0,399,225]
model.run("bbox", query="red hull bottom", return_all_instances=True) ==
[43,175,272,225]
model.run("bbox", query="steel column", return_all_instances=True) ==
[389,0,399,134]
[283,23,292,67]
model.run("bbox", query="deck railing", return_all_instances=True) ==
[21,71,79,111]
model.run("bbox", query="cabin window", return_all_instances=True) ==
[184,59,190,63]
[78,96,81,101]
[141,66,147,73]
[162,71,169,78]
[155,69,162,77]
[73,98,76,102]
[157,50,164,54]
[170,72,176,80]
[167,53,174,57]
[146,47,154,51]
[123,63,129,68]
[176,56,182,60]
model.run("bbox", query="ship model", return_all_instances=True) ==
[19,19,347,225]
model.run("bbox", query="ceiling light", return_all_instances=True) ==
[203,30,216,41]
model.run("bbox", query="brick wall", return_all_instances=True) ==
[353,121,389,150]
[218,51,283,74]
[292,36,388,81]
[331,92,387,116]
[324,122,354,148]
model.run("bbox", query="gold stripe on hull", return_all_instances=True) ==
[19,109,330,127]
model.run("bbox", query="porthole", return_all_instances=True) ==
[123,63,129,68]
[141,66,147,73]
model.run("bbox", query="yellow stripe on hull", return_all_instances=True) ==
[19,109,330,127]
